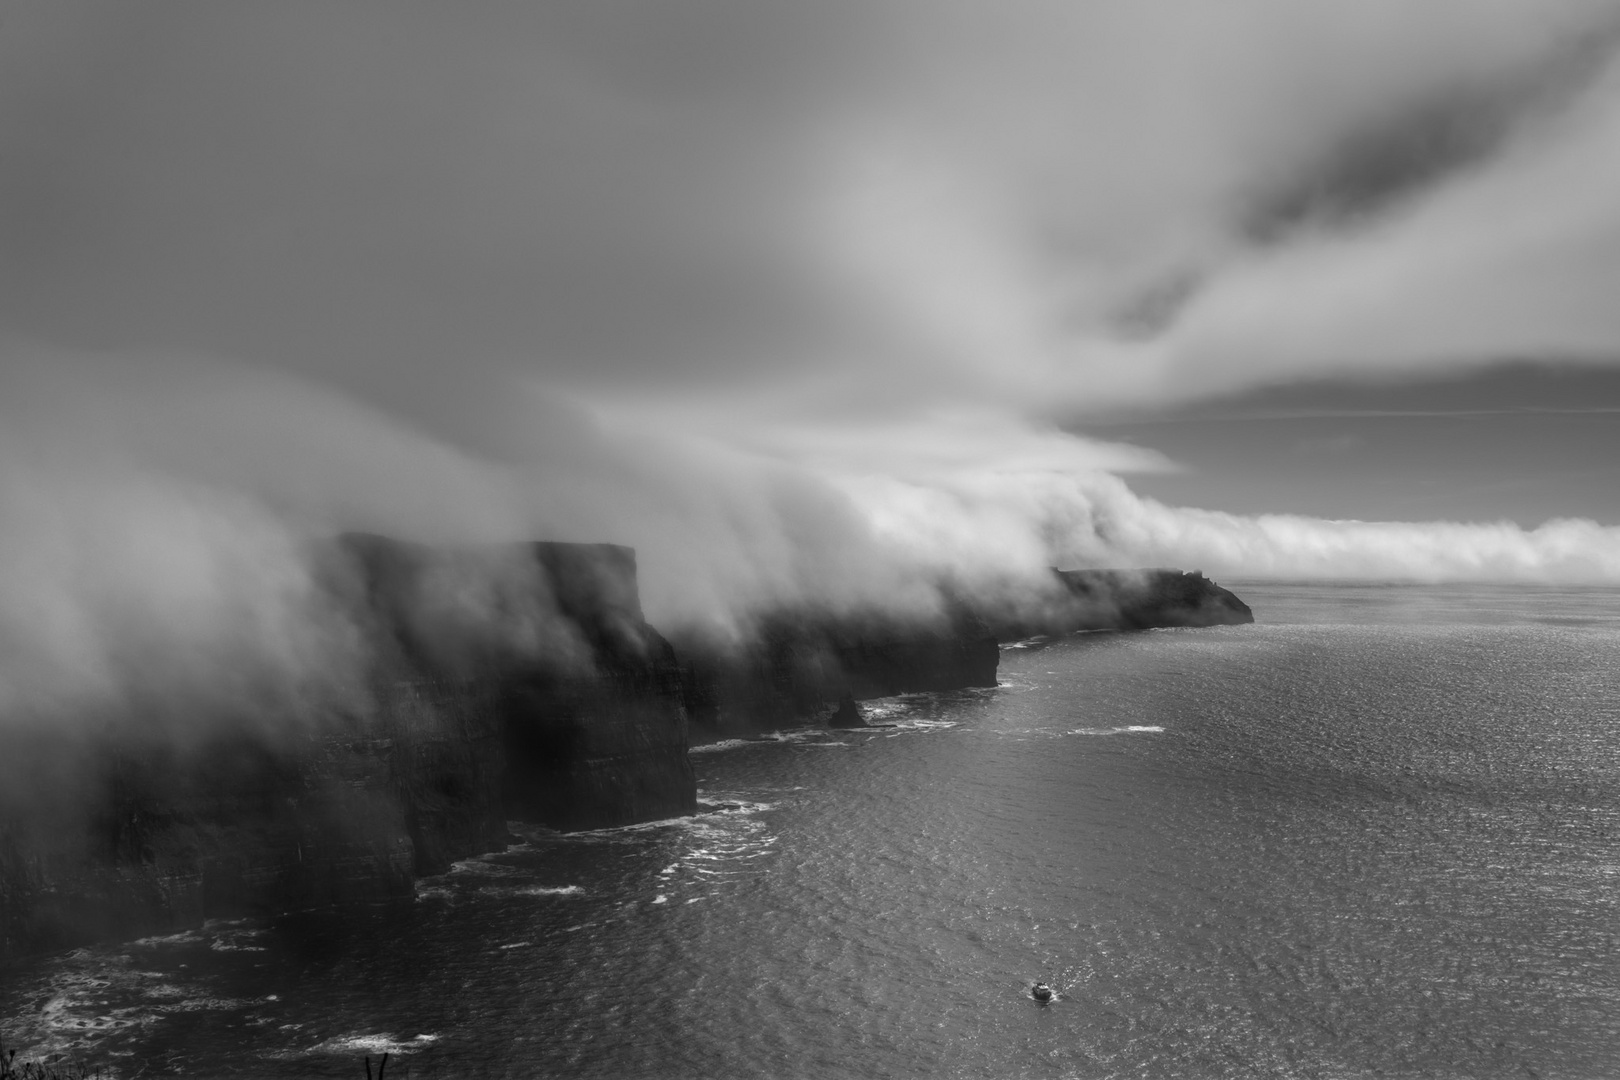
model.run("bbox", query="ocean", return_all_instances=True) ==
[4,582,1619,1078]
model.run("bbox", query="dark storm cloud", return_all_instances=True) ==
[1240,28,1619,244]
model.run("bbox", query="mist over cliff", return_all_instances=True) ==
[2,342,1615,753]
[4,1,1620,735]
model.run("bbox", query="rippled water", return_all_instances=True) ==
[4,583,1620,1078]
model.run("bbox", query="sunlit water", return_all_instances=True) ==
[4,583,1620,1078]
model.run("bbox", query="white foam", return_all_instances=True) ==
[890,718,959,732]
[759,728,850,745]
[131,930,203,948]
[476,884,584,899]
[141,983,187,1000]
[689,738,754,754]
[566,810,716,837]
[1067,725,1165,736]
[208,929,268,952]
[448,858,518,876]
[308,1033,440,1055]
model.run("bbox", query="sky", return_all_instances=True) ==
[1087,363,1620,525]
[3,0,1620,714]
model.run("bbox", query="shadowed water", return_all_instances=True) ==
[4,583,1619,1078]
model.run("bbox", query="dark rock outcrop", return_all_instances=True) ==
[827,694,867,729]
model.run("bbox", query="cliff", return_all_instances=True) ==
[1,545,1253,961]
[987,568,1253,639]
[0,722,419,958]
[679,606,1000,738]
[1062,568,1253,630]
[676,568,1252,740]
[336,535,695,838]
[0,535,694,959]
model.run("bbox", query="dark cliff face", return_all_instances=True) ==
[384,678,510,876]
[1,721,418,958]
[508,544,695,829]
[1,535,695,959]
[678,606,1000,738]
[332,534,696,841]
[987,568,1254,639]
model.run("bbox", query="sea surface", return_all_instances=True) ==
[4,582,1620,1078]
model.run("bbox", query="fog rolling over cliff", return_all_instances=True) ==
[1,345,1615,751]
[4,0,1620,730]
[0,490,1259,958]
[0,533,701,955]
[3,0,1620,962]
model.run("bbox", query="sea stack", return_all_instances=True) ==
[828,694,867,728]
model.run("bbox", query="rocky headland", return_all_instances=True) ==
[987,567,1254,639]
[0,543,1249,960]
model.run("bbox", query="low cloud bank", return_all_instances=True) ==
[2,347,1618,734]
[828,464,1620,589]
[1090,492,1620,583]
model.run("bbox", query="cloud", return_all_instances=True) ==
[1291,434,1364,456]
[0,451,365,728]
[1160,45,1620,400]
[4,2,1620,725]
[791,0,1620,412]
[1086,489,1620,582]
[5,1,1619,417]
[3,340,1619,730]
